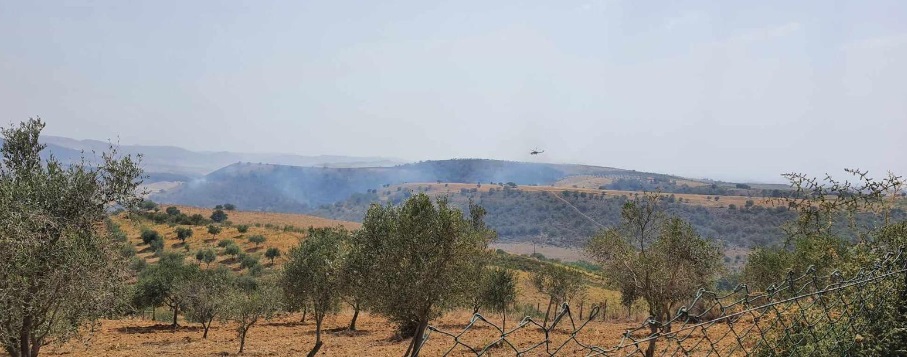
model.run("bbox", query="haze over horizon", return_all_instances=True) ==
[2,1,905,183]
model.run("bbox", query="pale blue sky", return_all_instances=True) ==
[1,0,905,182]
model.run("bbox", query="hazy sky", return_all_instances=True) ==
[2,1,905,183]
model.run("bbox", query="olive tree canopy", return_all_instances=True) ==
[0,118,144,357]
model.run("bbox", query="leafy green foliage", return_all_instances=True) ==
[132,253,199,327]
[195,248,217,267]
[281,227,349,355]
[141,228,162,245]
[531,264,584,327]
[207,224,222,237]
[210,209,228,223]
[176,267,232,338]
[264,247,281,265]
[247,234,266,247]
[176,227,193,243]
[225,277,281,354]
[586,194,723,330]
[236,224,249,233]
[224,244,241,259]
[239,254,260,270]
[148,236,165,253]
[477,268,518,329]
[359,193,495,356]
[0,119,144,357]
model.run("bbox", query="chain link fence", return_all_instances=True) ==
[422,249,907,356]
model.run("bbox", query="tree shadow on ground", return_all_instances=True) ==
[115,324,202,334]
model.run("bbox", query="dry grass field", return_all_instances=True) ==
[551,175,710,190]
[40,309,653,357]
[393,182,773,209]
[115,206,359,265]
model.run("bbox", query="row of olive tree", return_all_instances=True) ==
[279,194,500,357]
[130,250,282,353]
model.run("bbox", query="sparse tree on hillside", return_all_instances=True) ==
[225,244,241,260]
[478,268,518,331]
[176,227,193,244]
[208,224,222,239]
[236,224,249,233]
[225,277,281,354]
[0,119,143,357]
[141,228,162,245]
[165,206,181,216]
[189,213,206,225]
[264,247,281,266]
[177,267,232,338]
[248,234,266,247]
[211,209,228,223]
[196,248,217,267]
[239,253,260,270]
[531,264,584,328]
[359,194,495,357]
[132,252,198,328]
[223,203,236,211]
[281,227,349,357]
[149,236,165,254]
[586,194,722,357]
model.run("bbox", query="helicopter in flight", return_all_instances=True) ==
[529,148,545,155]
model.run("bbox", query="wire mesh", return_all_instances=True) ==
[422,249,907,356]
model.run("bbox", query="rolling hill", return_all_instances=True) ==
[148,159,802,248]
[36,135,405,179]
[151,159,730,211]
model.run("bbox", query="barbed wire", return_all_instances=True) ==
[423,249,907,356]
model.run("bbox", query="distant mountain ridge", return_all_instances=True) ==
[151,159,703,212]
[38,135,406,179]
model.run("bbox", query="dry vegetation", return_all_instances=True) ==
[46,207,665,357]
[40,309,650,356]
[393,182,772,209]
[552,175,709,190]
[115,206,359,265]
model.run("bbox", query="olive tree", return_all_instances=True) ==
[530,264,584,328]
[132,252,198,327]
[586,194,722,357]
[207,224,222,239]
[280,227,348,357]
[247,234,266,247]
[176,267,232,338]
[176,227,193,244]
[478,268,518,331]
[339,229,375,331]
[195,248,217,267]
[210,209,228,223]
[264,247,281,266]
[225,277,281,354]
[360,194,495,357]
[141,228,162,245]
[0,119,143,357]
